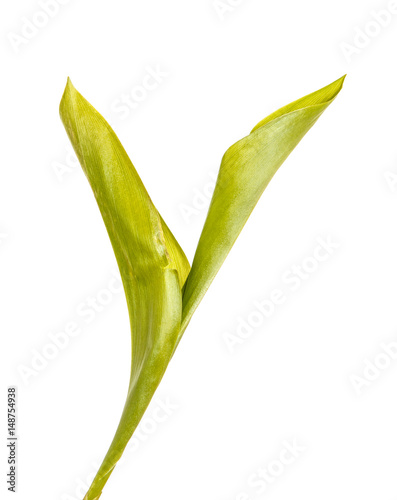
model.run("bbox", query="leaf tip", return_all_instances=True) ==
[66,76,74,90]
[59,77,78,117]
[333,74,347,94]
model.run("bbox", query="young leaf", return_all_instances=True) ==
[180,76,345,337]
[59,75,344,500]
[60,79,189,500]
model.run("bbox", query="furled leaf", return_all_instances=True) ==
[59,75,344,500]
[60,79,189,500]
[180,76,345,337]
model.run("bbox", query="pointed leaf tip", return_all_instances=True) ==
[60,77,77,117]
[250,74,346,134]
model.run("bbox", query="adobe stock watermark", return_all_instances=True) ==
[51,144,79,183]
[340,2,397,63]
[350,337,397,395]
[384,169,397,193]
[110,66,168,120]
[228,439,306,500]
[0,231,8,247]
[213,0,248,22]
[17,271,123,386]
[7,0,72,54]
[61,396,179,500]
[178,170,217,224]
[223,236,340,353]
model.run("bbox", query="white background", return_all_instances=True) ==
[2,1,397,499]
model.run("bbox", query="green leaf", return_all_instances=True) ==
[59,75,344,500]
[180,76,345,336]
[60,79,189,500]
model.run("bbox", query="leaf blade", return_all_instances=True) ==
[180,76,345,335]
[60,79,188,500]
